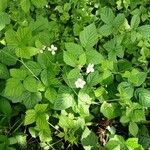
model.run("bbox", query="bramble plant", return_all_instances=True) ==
[0,0,150,149]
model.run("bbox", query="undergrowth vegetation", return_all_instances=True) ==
[1,0,150,149]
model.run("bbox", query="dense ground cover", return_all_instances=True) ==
[1,0,150,149]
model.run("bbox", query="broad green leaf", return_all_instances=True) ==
[135,88,150,107]
[10,69,27,80]
[79,23,98,49]
[86,50,104,65]
[112,14,125,30]
[36,113,49,130]
[131,14,140,29]
[39,129,51,142]
[16,47,38,59]
[129,122,138,136]
[4,78,25,101]
[87,71,100,86]
[31,0,47,8]
[0,63,9,79]
[21,61,42,76]
[34,104,48,112]
[0,97,12,115]
[54,93,74,110]
[23,76,38,92]
[100,102,121,119]
[123,69,147,86]
[78,52,86,66]
[138,25,150,38]
[100,7,115,24]
[0,48,17,66]
[0,12,10,31]
[126,138,144,149]
[100,70,114,85]
[24,109,36,125]
[117,82,134,99]
[132,109,145,122]
[81,127,98,147]
[65,43,83,54]
[67,68,80,79]
[63,51,77,67]
[78,92,92,116]
[21,91,42,108]
[99,24,112,36]
[20,0,30,13]
[44,88,57,104]
[0,0,8,12]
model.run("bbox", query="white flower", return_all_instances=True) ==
[86,63,94,74]
[39,50,44,53]
[48,44,57,55]
[75,78,86,89]
[42,45,46,50]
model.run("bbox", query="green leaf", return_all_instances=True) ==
[117,82,134,99]
[21,91,42,108]
[0,0,8,12]
[54,93,74,110]
[99,24,112,37]
[86,50,104,65]
[135,88,150,107]
[0,97,12,115]
[21,61,42,76]
[63,51,77,67]
[5,27,32,48]
[31,0,47,8]
[100,7,115,24]
[79,23,98,49]
[24,109,36,125]
[10,69,27,80]
[123,69,147,86]
[44,88,57,104]
[34,104,48,112]
[16,47,38,59]
[100,102,121,119]
[0,48,17,66]
[67,68,80,79]
[4,78,25,101]
[20,0,30,13]
[23,76,38,92]
[126,138,144,149]
[0,63,9,79]
[112,14,125,30]
[65,43,83,54]
[78,92,92,116]
[131,14,140,29]
[129,122,138,136]
[87,71,100,86]
[36,113,49,130]
[0,12,10,31]
[138,25,150,38]
[81,127,98,147]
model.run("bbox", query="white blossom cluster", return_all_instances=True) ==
[39,44,58,55]
[75,63,95,89]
